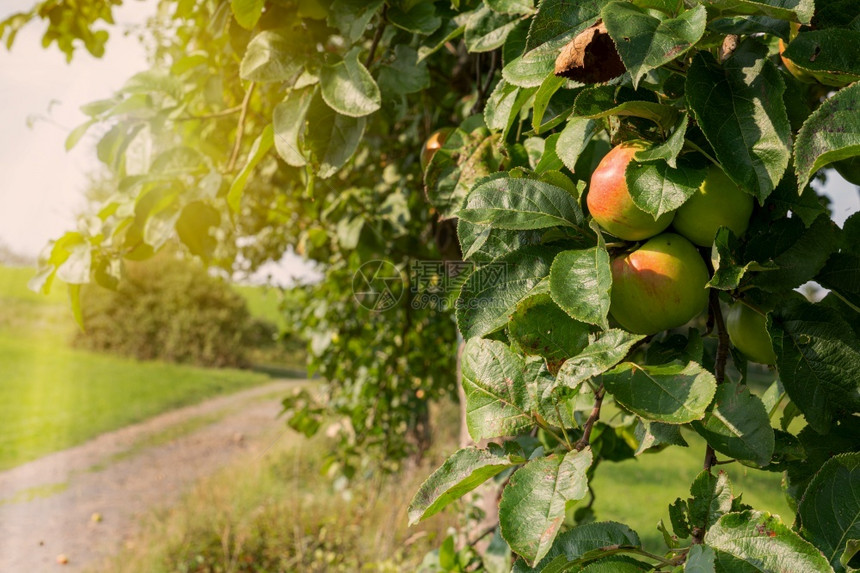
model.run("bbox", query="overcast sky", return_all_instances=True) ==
[0,1,856,281]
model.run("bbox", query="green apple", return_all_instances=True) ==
[587,142,674,241]
[726,303,776,365]
[420,128,452,171]
[610,233,710,335]
[673,165,754,247]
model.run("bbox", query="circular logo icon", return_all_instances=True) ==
[352,260,405,312]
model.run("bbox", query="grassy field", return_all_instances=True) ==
[0,265,278,471]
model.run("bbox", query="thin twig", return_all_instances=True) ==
[365,7,388,68]
[470,50,498,115]
[227,83,256,172]
[703,289,729,475]
[575,385,604,451]
[467,523,498,547]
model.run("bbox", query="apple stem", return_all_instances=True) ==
[684,140,720,168]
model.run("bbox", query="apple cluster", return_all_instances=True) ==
[586,142,773,364]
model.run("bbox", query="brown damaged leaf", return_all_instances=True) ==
[554,20,625,84]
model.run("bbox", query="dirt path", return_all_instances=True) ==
[0,380,305,572]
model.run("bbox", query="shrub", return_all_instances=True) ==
[75,251,256,368]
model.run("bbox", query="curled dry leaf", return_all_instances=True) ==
[554,20,626,84]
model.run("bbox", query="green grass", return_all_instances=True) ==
[0,481,69,506]
[233,284,288,330]
[0,264,275,471]
[592,431,792,552]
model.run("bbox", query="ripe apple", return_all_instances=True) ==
[672,165,754,247]
[587,142,674,241]
[609,233,710,335]
[420,128,452,171]
[726,303,776,365]
[778,38,818,84]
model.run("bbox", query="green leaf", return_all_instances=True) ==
[319,46,381,117]
[767,170,827,227]
[487,0,535,15]
[745,215,839,292]
[557,330,645,390]
[377,45,430,95]
[782,31,860,86]
[508,294,594,361]
[635,419,688,455]
[557,117,600,174]
[580,556,653,571]
[501,0,609,88]
[694,0,814,24]
[499,449,593,566]
[574,85,679,130]
[817,253,860,311]
[634,114,689,168]
[686,545,717,572]
[458,220,544,262]
[549,244,613,329]
[705,511,835,572]
[685,40,791,202]
[798,453,860,571]
[230,0,264,29]
[240,28,307,82]
[794,82,860,191]
[65,119,95,151]
[458,176,582,230]
[601,3,706,89]
[273,87,314,167]
[602,362,718,424]
[304,94,366,178]
[768,298,860,434]
[502,40,564,88]
[387,1,441,35]
[688,470,734,531]
[67,283,84,331]
[460,338,533,440]
[228,124,273,211]
[464,4,522,53]
[176,201,220,260]
[484,80,538,136]
[532,74,566,132]
[408,447,521,526]
[512,521,641,573]
[692,383,775,467]
[425,124,503,219]
[457,245,557,339]
[626,156,708,218]
[328,0,383,42]
[525,0,608,52]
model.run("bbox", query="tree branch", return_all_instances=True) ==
[227,82,256,172]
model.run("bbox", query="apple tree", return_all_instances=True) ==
[5,0,860,570]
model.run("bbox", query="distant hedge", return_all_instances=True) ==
[75,252,260,368]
